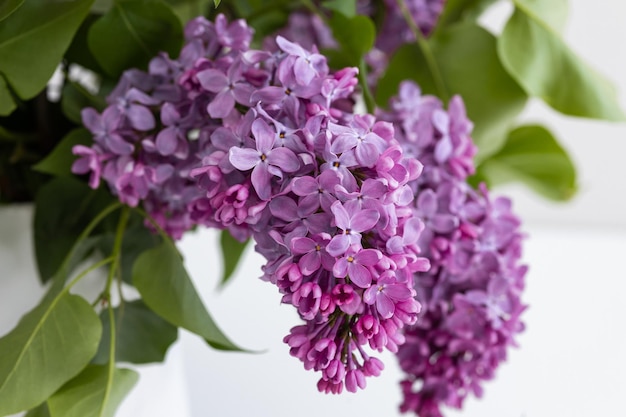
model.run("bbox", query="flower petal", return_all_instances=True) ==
[229,147,259,171]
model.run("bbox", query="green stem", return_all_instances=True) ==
[395,0,450,102]
[104,206,129,296]
[65,257,115,290]
[358,60,376,113]
[53,202,122,288]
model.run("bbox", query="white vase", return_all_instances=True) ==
[0,205,191,417]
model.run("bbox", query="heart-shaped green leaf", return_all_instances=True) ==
[33,128,93,177]
[437,0,498,27]
[0,0,94,100]
[328,13,375,67]
[322,0,356,18]
[478,124,577,201]
[0,291,101,415]
[34,177,118,283]
[92,300,178,364]
[133,242,244,351]
[498,0,625,121]
[48,365,138,417]
[88,0,183,78]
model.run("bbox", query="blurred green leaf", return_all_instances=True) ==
[93,300,178,364]
[91,0,112,14]
[97,217,162,284]
[48,365,138,417]
[214,0,221,7]
[322,0,356,18]
[514,0,569,32]
[165,0,211,25]
[498,1,625,121]
[34,177,117,282]
[219,230,248,287]
[328,13,375,66]
[64,14,106,73]
[0,0,25,22]
[0,291,101,415]
[133,242,244,351]
[377,22,528,160]
[33,128,93,176]
[0,75,16,116]
[25,403,51,417]
[60,81,106,124]
[437,0,498,27]
[88,0,183,78]
[478,124,577,200]
[0,0,94,100]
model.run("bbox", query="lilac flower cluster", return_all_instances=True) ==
[73,14,256,238]
[74,16,431,393]
[379,81,527,417]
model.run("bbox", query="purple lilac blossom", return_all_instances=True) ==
[73,15,431,393]
[378,81,527,417]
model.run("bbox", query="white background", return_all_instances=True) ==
[1,1,625,417]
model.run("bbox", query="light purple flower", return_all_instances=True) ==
[364,272,414,319]
[229,118,300,200]
[333,248,382,288]
[326,201,380,257]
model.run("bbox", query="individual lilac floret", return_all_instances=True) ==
[378,81,527,417]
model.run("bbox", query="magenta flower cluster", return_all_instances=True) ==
[74,16,432,393]
[379,81,527,417]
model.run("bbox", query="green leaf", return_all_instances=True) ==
[437,0,498,27]
[65,14,106,73]
[214,0,221,7]
[92,300,178,364]
[60,81,106,124]
[478,124,577,200]
[133,242,244,351]
[328,13,375,67]
[377,22,528,159]
[97,218,162,284]
[514,0,569,32]
[32,128,93,176]
[48,365,138,417]
[0,0,94,100]
[322,0,356,18]
[0,291,102,415]
[498,2,625,121]
[34,177,117,282]
[0,0,25,22]
[219,230,248,287]
[164,0,211,26]
[25,403,51,417]
[88,0,183,78]
[0,75,16,116]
